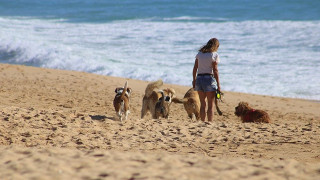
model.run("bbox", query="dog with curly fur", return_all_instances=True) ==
[141,79,175,119]
[234,101,270,123]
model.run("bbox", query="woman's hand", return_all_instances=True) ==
[192,80,196,88]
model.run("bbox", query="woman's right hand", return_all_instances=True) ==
[192,80,196,88]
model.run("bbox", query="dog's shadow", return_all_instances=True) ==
[89,115,115,121]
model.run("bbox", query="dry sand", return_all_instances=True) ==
[0,63,319,180]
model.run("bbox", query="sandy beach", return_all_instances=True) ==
[0,63,319,180]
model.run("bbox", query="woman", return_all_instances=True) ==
[192,38,221,122]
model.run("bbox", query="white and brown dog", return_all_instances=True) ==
[141,79,175,119]
[113,81,132,121]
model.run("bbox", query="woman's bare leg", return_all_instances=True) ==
[197,91,207,121]
[206,91,215,121]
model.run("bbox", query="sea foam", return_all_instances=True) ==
[0,17,319,100]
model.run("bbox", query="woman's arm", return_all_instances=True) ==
[192,59,198,88]
[212,61,220,91]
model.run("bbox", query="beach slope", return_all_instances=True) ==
[0,64,319,179]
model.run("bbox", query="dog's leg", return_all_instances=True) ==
[124,110,130,120]
[256,117,270,123]
[120,101,125,121]
[191,113,196,120]
[194,111,200,120]
[141,101,148,119]
[116,111,122,121]
[165,113,169,119]
[153,111,158,119]
[141,98,152,119]
[150,104,157,119]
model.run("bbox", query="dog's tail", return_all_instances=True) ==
[145,79,163,97]
[159,91,166,116]
[172,97,188,104]
[120,81,128,100]
[160,91,165,106]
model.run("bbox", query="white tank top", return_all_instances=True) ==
[196,52,220,74]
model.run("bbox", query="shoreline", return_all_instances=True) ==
[2,63,319,102]
[0,63,319,179]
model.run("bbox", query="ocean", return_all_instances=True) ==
[0,0,319,100]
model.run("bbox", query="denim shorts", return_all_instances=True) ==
[195,75,217,92]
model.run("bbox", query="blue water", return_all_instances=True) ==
[1,0,320,100]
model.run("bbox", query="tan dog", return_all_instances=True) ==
[141,79,175,119]
[172,88,200,120]
[113,81,132,121]
[172,88,223,120]
[234,101,270,123]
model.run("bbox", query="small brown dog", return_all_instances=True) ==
[141,79,175,119]
[154,91,170,119]
[172,88,223,120]
[113,81,132,121]
[234,102,270,123]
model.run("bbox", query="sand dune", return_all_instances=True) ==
[0,64,319,179]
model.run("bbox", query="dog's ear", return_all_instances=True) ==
[127,87,132,94]
[115,88,123,93]
[166,88,176,97]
